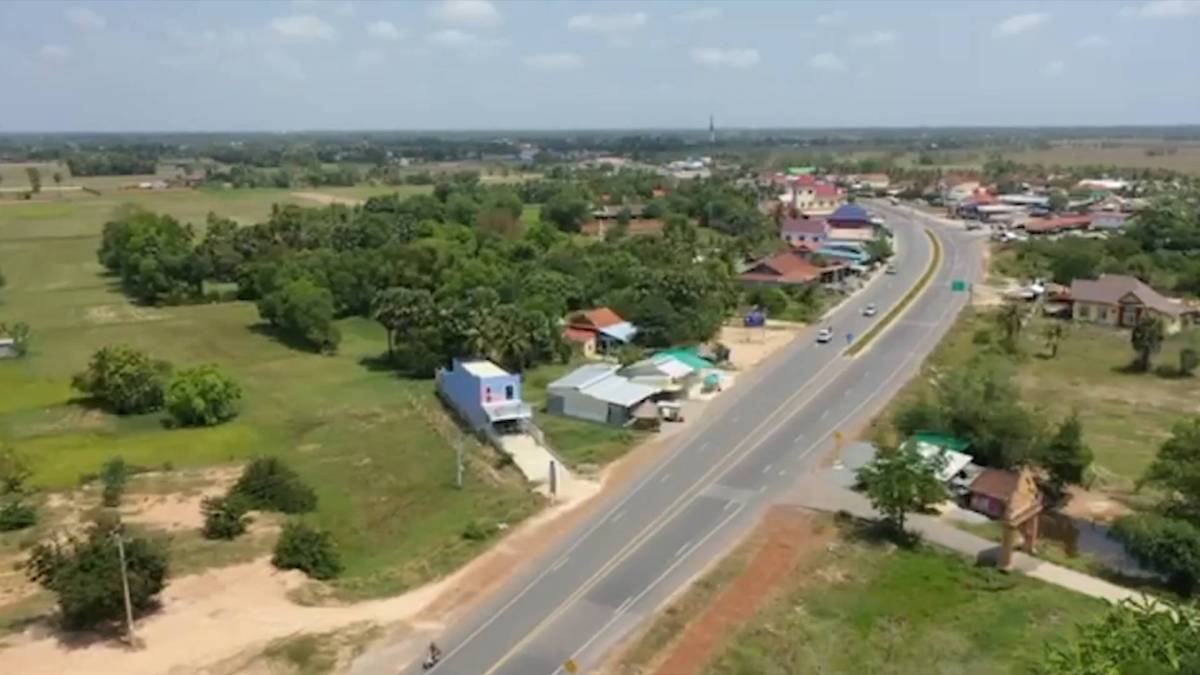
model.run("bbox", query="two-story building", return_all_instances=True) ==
[437,359,533,434]
[780,215,830,247]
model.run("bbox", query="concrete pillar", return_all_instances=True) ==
[1022,516,1039,554]
[999,523,1018,570]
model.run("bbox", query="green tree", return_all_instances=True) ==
[864,235,894,261]
[26,520,168,631]
[71,345,172,414]
[257,278,341,353]
[1141,417,1200,520]
[542,190,591,233]
[1110,513,1200,596]
[201,495,250,540]
[100,457,129,507]
[1130,313,1165,373]
[165,365,242,427]
[1042,321,1066,359]
[996,302,1024,353]
[0,500,37,532]
[1180,348,1198,377]
[52,171,63,188]
[25,166,41,194]
[1038,413,1093,500]
[0,446,32,495]
[272,522,341,580]
[230,457,317,514]
[1042,597,1200,674]
[855,444,947,536]
[1047,189,1069,213]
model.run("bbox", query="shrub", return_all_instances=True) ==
[272,522,341,580]
[230,457,317,514]
[165,365,242,427]
[0,500,37,531]
[201,495,250,540]
[0,446,32,495]
[26,522,168,630]
[461,520,498,541]
[71,345,171,414]
[100,457,128,508]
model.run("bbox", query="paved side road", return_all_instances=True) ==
[788,473,1145,605]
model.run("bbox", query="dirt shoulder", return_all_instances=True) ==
[606,508,832,675]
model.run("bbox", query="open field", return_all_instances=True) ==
[0,187,549,603]
[867,306,1200,496]
[702,524,1104,675]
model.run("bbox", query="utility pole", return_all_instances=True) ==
[456,436,465,489]
[112,528,138,647]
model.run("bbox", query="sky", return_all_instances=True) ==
[3,0,1200,132]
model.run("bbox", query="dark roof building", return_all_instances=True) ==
[828,202,872,227]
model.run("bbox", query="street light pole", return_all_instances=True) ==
[112,529,137,647]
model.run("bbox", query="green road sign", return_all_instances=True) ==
[951,280,969,292]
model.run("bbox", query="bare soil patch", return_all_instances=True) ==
[719,320,804,371]
[291,192,364,207]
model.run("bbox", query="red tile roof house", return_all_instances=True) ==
[1023,215,1093,235]
[564,307,638,357]
[738,250,849,287]
[1069,275,1196,335]
[779,215,830,247]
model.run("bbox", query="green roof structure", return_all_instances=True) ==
[787,166,817,176]
[910,431,971,453]
[654,347,715,372]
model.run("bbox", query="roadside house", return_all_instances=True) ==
[437,359,533,434]
[827,202,873,228]
[564,307,638,356]
[546,363,660,426]
[780,214,830,246]
[967,467,1041,521]
[738,250,849,286]
[1069,274,1194,334]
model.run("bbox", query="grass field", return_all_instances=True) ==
[0,186,555,600]
[522,361,642,469]
[705,528,1103,675]
[869,307,1200,495]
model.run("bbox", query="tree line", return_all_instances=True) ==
[96,172,763,372]
[65,153,158,177]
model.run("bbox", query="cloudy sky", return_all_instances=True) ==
[3,0,1199,132]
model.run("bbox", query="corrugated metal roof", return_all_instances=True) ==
[656,348,714,371]
[547,363,618,391]
[598,321,637,342]
[580,375,659,407]
[461,360,509,378]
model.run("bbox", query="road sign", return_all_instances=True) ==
[951,280,969,292]
[564,659,579,673]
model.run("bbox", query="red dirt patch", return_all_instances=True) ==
[651,507,830,675]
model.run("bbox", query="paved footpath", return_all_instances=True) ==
[788,473,1145,605]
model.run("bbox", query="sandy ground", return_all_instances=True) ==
[1060,486,1132,523]
[290,192,364,207]
[719,320,805,371]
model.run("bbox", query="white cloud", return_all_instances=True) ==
[690,47,760,68]
[851,30,897,47]
[676,7,720,22]
[39,44,71,63]
[1078,34,1110,47]
[366,20,403,41]
[816,11,845,25]
[568,12,649,35]
[65,7,106,31]
[523,52,583,70]
[1127,0,1200,16]
[1043,60,1066,77]
[430,0,500,27]
[429,29,477,48]
[356,48,385,67]
[992,12,1050,37]
[808,51,846,71]
[270,14,336,40]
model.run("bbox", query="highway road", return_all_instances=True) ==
[418,205,985,675]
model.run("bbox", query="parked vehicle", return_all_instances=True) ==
[816,327,833,343]
[863,303,877,317]
[885,264,898,275]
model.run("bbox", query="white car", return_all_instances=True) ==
[816,328,833,343]
[863,303,877,317]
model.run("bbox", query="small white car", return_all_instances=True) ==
[863,303,877,317]
[816,328,834,343]
[885,264,898,275]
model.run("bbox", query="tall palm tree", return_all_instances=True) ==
[997,303,1024,353]
[1042,322,1066,359]
[1131,314,1165,372]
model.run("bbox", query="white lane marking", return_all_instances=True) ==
[761,463,773,475]
[819,409,829,420]
[659,473,671,484]
[609,509,626,524]
[794,432,805,443]
[616,596,634,613]
[778,469,787,477]
[554,503,745,675]
[758,485,767,494]
[550,556,569,572]
[674,540,694,558]
[698,442,710,452]
[723,500,738,511]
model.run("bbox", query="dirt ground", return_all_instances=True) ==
[290,192,364,207]
[719,320,805,371]
[1060,486,1132,524]
[643,508,831,675]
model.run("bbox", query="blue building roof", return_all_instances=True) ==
[829,203,871,224]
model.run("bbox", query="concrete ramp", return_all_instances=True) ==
[497,433,577,498]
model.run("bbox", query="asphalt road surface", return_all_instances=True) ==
[419,205,985,675]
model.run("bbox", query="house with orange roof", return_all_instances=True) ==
[563,307,639,357]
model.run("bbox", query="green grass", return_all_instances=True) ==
[706,532,1104,675]
[521,361,642,469]
[520,204,542,227]
[867,306,1200,496]
[0,189,539,601]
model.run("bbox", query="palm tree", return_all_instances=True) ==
[1042,322,1066,359]
[1131,314,1165,372]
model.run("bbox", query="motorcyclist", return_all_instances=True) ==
[422,642,442,670]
